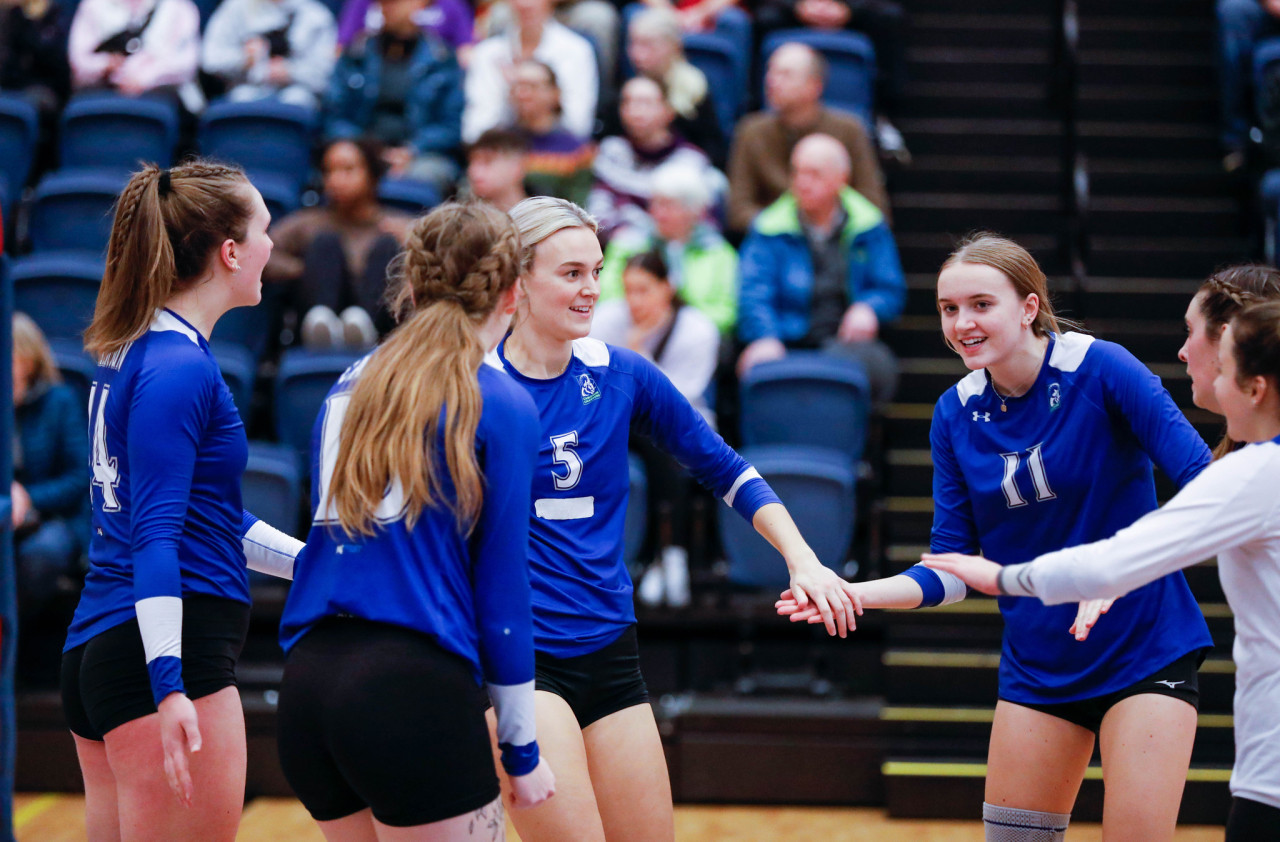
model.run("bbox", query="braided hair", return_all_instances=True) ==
[85,160,252,358]
[328,202,522,538]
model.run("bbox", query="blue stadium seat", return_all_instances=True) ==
[760,29,876,128]
[0,94,39,202]
[624,454,648,569]
[28,170,127,255]
[48,337,96,412]
[198,99,319,192]
[243,441,304,539]
[274,348,361,468]
[718,445,856,590]
[377,177,441,216]
[10,252,105,340]
[1255,37,1280,120]
[739,351,872,467]
[682,33,743,139]
[210,340,257,424]
[59,95,179,174]
[253,171,302,221]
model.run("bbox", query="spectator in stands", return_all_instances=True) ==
[754,0,909,161]
[264,137,413,348]
[463,127,531,212]
[728,41,886,233]
[67,0,204,115]
[1217,0,1280,171]
[201,0,337,109]
[599,161,736,332]
[597,7,726,167]
[506,58,595,206]
[11,312,88,623]
[336,0,473,54]
[0,0,72,127]
[325,0,464,192]
[482,0,618,88]
[736,132,904,405]
[589,75,721,240]
[463,0,598,143]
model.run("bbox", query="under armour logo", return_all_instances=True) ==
[973,411,991,422]
[1154,680,1185,689]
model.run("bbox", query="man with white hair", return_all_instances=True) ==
[598,161,738,332]
[736,132,903,404]
[727,41,886,233]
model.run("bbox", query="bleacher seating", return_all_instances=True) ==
[48,337,96,411]
[377,177,441,216]
[760,29,876,129]
[198,99,319,194]
[682,33,743,139]
[243,441,305,539]
[59,95,179,175]
[10,252,104,340]
[273,348,361,469]
[210,339,258,424]
[27,171,127,255]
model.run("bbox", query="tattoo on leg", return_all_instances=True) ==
[468,799,505,840]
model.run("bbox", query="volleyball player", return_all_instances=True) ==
[276,202,554,842]
[490,196,858,842]
[61,162,304,842]
[925,299,1280,842]
[781,234,1215,841]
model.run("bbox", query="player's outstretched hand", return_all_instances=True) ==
[789,563,860,638]
[921,553,1002,595]
[775,583,863,629]
[157,692,201,807]
[1069,598,1115,642]
[509,757,555,809]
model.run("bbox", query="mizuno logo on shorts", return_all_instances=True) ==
[1155,680,1185,689]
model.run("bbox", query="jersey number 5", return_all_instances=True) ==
[999,443,1056,509]
[550,431,583,491]
[88,382,122,512]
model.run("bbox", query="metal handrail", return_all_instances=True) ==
[1051,0,1089,294]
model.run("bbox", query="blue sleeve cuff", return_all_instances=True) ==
[146,656,185,707]
[731,477,782,522]
[902,564,946,608]
[499,740,540,777]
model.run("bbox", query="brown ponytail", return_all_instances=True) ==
[84,160,253,358]
[327,202,522,538]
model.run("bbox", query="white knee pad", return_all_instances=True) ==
[983,802,1071,842]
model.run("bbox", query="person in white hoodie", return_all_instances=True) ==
[201,0,336,109]
[922,299,1280,842]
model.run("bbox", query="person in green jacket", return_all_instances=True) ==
[598,161,738,333]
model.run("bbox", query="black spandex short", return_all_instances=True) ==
[60,595,250,741]
[1005,649,1206,734]
[1226,796,1280,842]
[276,617,499,827]
[535,624,649,728]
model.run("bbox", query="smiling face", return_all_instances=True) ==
[1179,291,1225,413]
[520,225,603,343]
[936,261,1040,372]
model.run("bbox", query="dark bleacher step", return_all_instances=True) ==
[884,759,1232,823]
[884,402,933,451]
[884,649,1235,712]
[909,13,1051,50]
[1077,0,1213,17]
[1080,83,1216,124]
[1089,196,1241,238]
[1087,234,1252,279]
[892,155,1061,195]
[1078,48,1212,87]
[1089,158,1233,199]
[662,694,890,804]
[1076,275,1203,320]
[891,192,1063,239]
[1079,15,1213,51]
[897,118,1064,158]
[898,81,1054,121]
[1079,120,1219,160]
[15,692,81,792]
[896,231,1065,276]
[907,47,1053,87]
[881,705,1235,764]
[911,0,1055,14]
[1083,317,1188,361]
[883,496,935,546]
[885,448,932,497]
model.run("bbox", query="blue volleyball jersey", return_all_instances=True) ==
[66,310,252,705]
[278,355,542,771]
[493,337,780,658]
[914,332,1214,704]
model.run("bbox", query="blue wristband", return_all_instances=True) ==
[499,740,540,777]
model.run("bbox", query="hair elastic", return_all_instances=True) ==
[158,169,172,196]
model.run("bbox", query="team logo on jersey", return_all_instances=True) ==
[972,411,991,422]
[1049,383,1062,411]
[577,373,601,404]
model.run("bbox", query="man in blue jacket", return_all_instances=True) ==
[736,132,905,404]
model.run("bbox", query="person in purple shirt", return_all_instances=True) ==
[335,0,473,51]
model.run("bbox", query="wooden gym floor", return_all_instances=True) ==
[14,794,1226,841]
